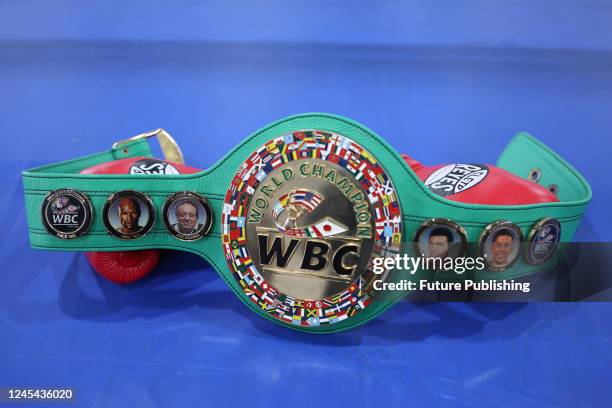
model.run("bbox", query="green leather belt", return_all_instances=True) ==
[22,113,591,332]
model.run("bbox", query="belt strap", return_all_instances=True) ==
[21,113,592,332]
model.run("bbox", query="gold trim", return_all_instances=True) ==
[113,128,185,165]
[261,265,354,283]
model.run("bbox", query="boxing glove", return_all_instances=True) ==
[401,154,558,205]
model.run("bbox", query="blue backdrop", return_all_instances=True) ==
[1,1,610,407]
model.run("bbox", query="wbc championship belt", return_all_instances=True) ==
[22,113,591,332]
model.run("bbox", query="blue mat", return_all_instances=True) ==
[1,2,611,406]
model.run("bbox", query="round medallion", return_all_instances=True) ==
[413,218,467,260]
[41,189,93,239]
[222,130,402,327]
[479,221,523,272]
[163,191,212,241]
[525,218,561,265]
[103,190,155,240]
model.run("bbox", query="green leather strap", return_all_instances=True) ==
[22,113,591,332]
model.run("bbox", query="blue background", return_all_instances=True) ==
[1,1,610,407]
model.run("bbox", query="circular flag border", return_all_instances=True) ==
[221,130,403,327]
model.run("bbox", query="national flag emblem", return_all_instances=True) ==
[306,218,348,238]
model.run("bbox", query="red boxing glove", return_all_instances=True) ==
[85,250,161,284]
[81,157,201,283]
[401,154,558,205]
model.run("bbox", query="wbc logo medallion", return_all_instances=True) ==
[222,130,402,327]
[42,189,93,239]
